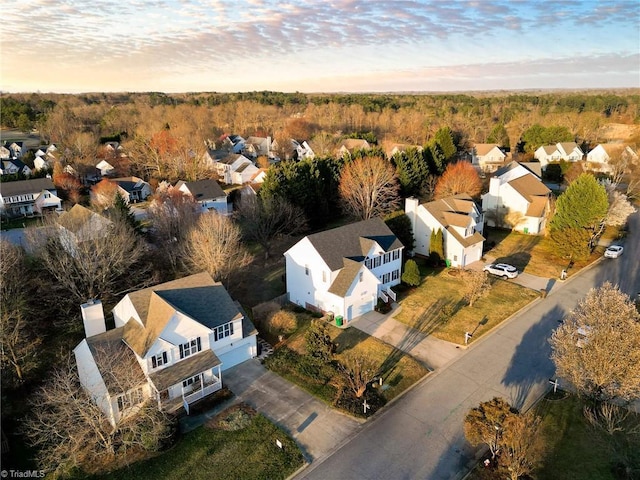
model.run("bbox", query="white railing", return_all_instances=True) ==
[183,380,222,406]
[386,288,397,302]
[379,290,389,303]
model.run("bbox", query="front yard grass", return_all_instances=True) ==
[265,312,429,415]
[95,409,304,480]
[483,227,605,279]
[394,267,539,345]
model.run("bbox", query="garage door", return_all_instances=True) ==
[218,345,253,371]
[347,298,374,321]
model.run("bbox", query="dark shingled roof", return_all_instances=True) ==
[0,177,56,197]
[306,217,403,271]
[123,273,243,357]
[175,179,225,200]
[493,161,541,179]
[148,349,221,391]
[112,177,147,193]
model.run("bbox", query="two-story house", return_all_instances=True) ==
[284,218,404,323]
[470,143,506,172]
[57,204,114,254]
[586,143,639,173]
[73,272,258,426]
[482,161,551,234]
[337,139,371,158]
[0,159,32,177]
[112,177,153,203]
[534,142,584,170]
[405,195,485,268]
[175,179,230,215]
[0,178,62,217]
[211,154,259,185]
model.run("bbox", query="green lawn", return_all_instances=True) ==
[94,411,304,480]
[265,313,429,416]
[483,227,606,279]
[468,392,640,480]
[394,267,539,345]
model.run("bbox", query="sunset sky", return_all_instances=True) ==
[2,0,639,94]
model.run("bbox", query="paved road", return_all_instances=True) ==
[298,211,640,480]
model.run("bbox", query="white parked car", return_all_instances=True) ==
[483,263,519,279]
[604,245,623,258]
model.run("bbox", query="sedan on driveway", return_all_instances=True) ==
[483,263,519,279]
[604,245,623,258]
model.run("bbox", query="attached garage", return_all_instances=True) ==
[216,339,257,371]
[346,296,375,321]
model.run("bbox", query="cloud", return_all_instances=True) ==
[1,0,638,93]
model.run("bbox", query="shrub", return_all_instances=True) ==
[266,310,298,334]
[402,259,421,286]
[305,319,335,363]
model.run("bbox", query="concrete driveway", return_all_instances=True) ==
[467,256,561,294]
[222,359,362,462]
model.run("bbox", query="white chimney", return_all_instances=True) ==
[81,300,106,337]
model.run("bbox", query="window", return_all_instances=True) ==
[382,273,390,284]
[392,250,400,260]
[359,272,363,282]
[214,322,234,341]
[305,265,309,276]
[179,337,202,359]
[384,252,391,264]
[182,374,200,388]
[117,387,144,411]
[365,258,373,269]
[392,269,400,280]
[151,351,168,369]
[453,255,458,261]
[322,270,327,282]
[373,256,381,268]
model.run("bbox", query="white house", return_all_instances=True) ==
[405,195,484,268]
[73,272,258,426]
[534,142,583,170]
[175,179,230,215]
[96,160,115,177]
[470,143,506,172]
[112,177,153,203]
[586,144,639,173]
[294,140,315,160]
[211,154,259,185]
[0,178,61,217]
[482,162,551,234]
[0,159,31,177]
[243,136,273,159]
[284,218,403,323]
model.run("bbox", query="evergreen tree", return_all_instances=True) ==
[487,123,510,149]
[434,126,457,161]
[401,259,421,287]
[110,192,140,232]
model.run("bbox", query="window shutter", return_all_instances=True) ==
[152,356,157,368]
[230,322,234,335]
[197,337,201,352]
[179,344,184,359]
[162,352,167,364]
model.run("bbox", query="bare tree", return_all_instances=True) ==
[91,178,120,211]
[434,161,482,200]
[499,412,544,480]
[0,240,41,385]
[181,213,252,284]
[235,195,307,259]
[24,352,173,477]
[462,270,491,307]
[337,352,380,399]
[604,190,636,228]
[339,156,400,220]
[550,282,640,404]
[26,216,149,306]
[147,183,200,273]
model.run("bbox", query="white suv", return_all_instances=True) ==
[483,263,519,279]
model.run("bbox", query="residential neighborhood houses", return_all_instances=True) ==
[1,108,639,480]
[74,272,258,424]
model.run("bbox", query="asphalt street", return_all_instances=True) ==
[298,211,640,480]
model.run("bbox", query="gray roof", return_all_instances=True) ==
[148,349,221,391]
[176,179,225,200]
[122,272,244,357]
[494,161,540,179]
[112,177,147,193]
[0,177,56,197]
[306,217,403,271]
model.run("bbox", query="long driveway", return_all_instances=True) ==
[298,211,640,480]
